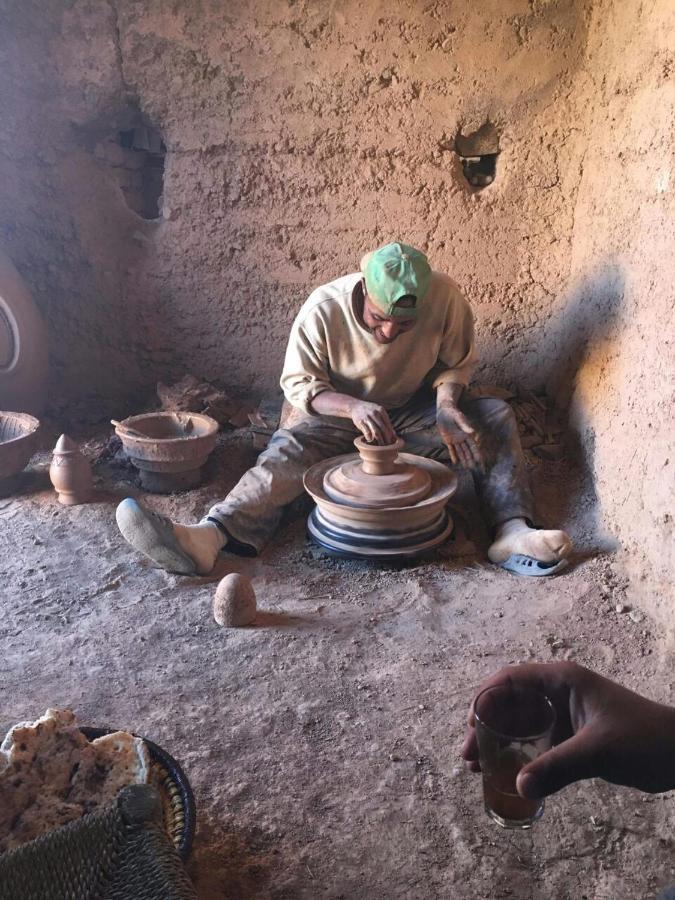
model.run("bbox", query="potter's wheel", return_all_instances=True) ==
[303,437,457,560]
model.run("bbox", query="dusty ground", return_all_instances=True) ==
[1,427,673,900]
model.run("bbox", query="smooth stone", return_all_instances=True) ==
[213,573,256,627]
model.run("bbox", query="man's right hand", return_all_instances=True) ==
[461,662,675,799]
[350,401,397,445]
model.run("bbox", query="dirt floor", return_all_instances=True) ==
[1,426,674,900]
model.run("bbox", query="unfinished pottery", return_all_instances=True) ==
[49,434,92,505]
[0,411,40,482]
[353,436,404,475]
[213,573,257,627]
[324,436,432,509]
[304,437,457,560]
[114,411,218,493]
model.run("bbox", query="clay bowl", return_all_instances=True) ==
[115,411,218,493]
[0,411,40,480]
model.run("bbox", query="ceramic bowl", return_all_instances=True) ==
[0,411,40,480]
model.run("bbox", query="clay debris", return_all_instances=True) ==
[510,390,565,462]
[157,374,249,427]
[448,385,566,462]
[213,573,257,627]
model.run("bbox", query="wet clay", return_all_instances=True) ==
[324,437,432,509]
[49,434,92,505]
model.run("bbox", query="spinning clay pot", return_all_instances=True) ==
[304,437,458,560]
[353,436,405,475]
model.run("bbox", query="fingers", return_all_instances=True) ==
[378,411,397,445]
[469,662,579,706]
[369,410,397,445]
[517,726,603,799]
[464,662,580,749]
[466,436,483,469]
[443,435,480,469]
[456,440,474,468]
[461,728,479,762]
[357,419,376,443]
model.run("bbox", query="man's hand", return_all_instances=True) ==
[310,392,397,444]
[350,401,397,445]
[437,404,482,469]
[462,662,675,799]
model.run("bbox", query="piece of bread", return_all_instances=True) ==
[0,709,150,852]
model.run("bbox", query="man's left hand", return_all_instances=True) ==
[437,405,482,469]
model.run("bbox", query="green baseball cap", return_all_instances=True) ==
[361,242,432,318]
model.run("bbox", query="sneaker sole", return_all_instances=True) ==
[116,499,197,575]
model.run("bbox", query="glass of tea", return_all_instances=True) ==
[474,683,556,829]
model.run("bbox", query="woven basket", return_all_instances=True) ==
[0,411,40,479]
[0,785,197,899]
[80,728,196,861]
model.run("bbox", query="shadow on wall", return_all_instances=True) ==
[540,262,626,542]
[543,262,625,408]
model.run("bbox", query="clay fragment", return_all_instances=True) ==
[157,374,244,426]
[49,434,92,505]
[213,573,256,627]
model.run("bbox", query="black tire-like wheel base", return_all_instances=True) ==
[307,506,454,560]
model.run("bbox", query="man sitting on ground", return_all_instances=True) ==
[116,242,572,576]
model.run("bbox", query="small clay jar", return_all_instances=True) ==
[49,434,92,505]
[353,436,404,476]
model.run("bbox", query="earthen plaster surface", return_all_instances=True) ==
[1,430,673,899]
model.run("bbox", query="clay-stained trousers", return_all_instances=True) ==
[206,393,535,555]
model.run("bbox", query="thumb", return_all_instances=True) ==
[516,728,602,800]
[455,412,475,435]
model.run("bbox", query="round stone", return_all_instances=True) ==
[213,573,256,627]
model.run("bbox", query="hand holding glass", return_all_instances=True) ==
[474,683,556,829]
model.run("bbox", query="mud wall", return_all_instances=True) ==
[0,0,591,414]
[562,0,675,625]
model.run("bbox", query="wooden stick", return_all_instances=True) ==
[111,419,146,439]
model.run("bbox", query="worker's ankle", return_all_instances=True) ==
[172,521,227,574]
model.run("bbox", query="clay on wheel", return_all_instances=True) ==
[0,248,49,415]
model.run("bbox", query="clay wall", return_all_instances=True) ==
[562,0,674,626]
[0,0,591,413]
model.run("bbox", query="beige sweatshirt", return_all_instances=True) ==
[280,271,476,415]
